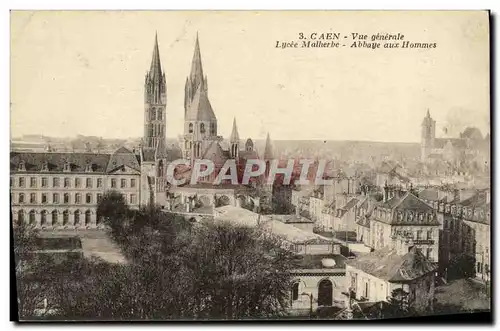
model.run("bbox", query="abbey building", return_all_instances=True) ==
[10,33,275,229]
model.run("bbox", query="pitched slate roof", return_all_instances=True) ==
[185,87,217,122]
[346,246,437,283]
[417,188,439,201]
[356,215,371,228]
[375,192,438,225]
[10,152,111,173]
[380,192,433,212]
[201,141,228,165]
[107,147,140,172]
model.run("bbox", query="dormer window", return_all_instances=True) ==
[85,163,93,172]
[18,161,26,171]
[41,161,48,172]
[63,162,71,172]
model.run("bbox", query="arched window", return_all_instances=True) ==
[40,210,47,226]
[18,210,24,225]
[85,210,92,226]
[291,282,299,301]
[189,123,194,133]
[200,123,206,134]
[210,122,216,135]
[29,210,36,225]
[52,210,58,226]
[63,210,69,225]
[318,279,333,307]
[74,210,81,225]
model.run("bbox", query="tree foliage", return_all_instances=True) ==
[43,200,296,320]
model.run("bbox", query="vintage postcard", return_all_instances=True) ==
[10,11,491,322]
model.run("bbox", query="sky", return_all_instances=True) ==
[10,11,490,142]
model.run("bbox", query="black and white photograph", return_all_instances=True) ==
[9,10,492,322]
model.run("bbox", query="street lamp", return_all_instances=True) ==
[301,292,313,317]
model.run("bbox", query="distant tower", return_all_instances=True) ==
[144,32,167,150]
[229,117,240,159]
[183,33,219,161]
[421,109,436,163]
[263,132,274,177]
[245,138,254,152]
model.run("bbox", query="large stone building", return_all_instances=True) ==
[345,239,437,314]
[365,191,441,263]
[10,148,142,228]
[420,110,490,173]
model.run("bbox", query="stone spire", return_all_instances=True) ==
[189,32,205,92]
[230,117,240,143]
[263,132,273,160]
[149,32,162,81]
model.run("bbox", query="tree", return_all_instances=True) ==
[14,224,41,319]
[176,221,295,319]
[35,203,296,320]
[96,191,130,243]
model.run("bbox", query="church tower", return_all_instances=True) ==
[144,33,167,150]
[229,117,240,159]
[183,33,219,161]
[421,109,436,163]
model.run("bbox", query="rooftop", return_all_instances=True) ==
[292,254,347,270]
[346,246,437,283]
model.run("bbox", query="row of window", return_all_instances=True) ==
[11,177,137,189]
[15,192,138,205]
[17,209,95,226]
[187,122,216,135]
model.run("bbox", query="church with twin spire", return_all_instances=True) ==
[139,32,276,213]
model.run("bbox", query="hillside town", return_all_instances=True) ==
[11,32,490,320]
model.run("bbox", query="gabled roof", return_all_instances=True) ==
[417,188,439,201]
[356,215,371,228]
[380,192,433,213]
[201,141,227,165]
[460,190,489,209]
[107,147,140,172]
[346,246,437,283]
[239,150,259,160]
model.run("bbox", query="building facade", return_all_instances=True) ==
[11,148,141,229]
